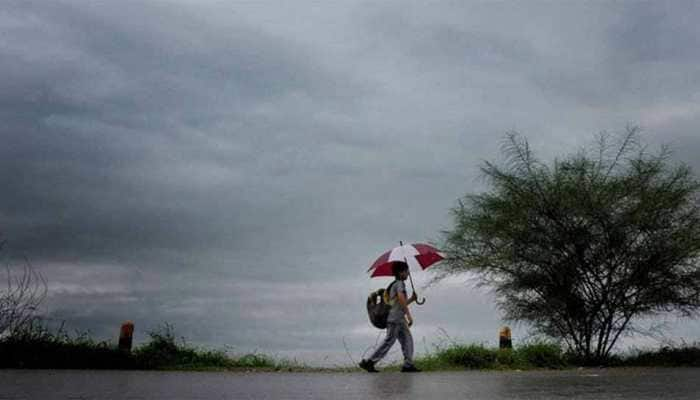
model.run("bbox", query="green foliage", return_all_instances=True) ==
[437,344,497,368]
[0,321,306,371]
[622,343,700,367]
[4,320,700,371]
[494,348,517,367]
[230,353,277,368]
[132,324,302,370]
[439,128,700,363]
[517,341,566,368]
[414,340,567,370]
[133,323,187,369]
[0,320,133,369]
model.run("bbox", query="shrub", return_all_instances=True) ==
[0,320,305,371]
[133,323,180,368]
[516,341,566,368]
[623,344,700,367]
[436,344,498,369]
[0,320,134,369]
[495,348,517,367]
[231,353,277,368]
[414,339,570,370]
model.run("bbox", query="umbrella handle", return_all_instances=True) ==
[400,243,427,306]
[407,269,426,306]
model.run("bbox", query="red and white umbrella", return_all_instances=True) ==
[367,242,444,278]
[367,242,444,305]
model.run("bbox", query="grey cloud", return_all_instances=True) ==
[1,1,375,271]
[609,1,700,64]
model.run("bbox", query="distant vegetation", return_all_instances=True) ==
[409,340,700,371]
[0,322,308,371]
[2,321,699,370]
[414,341,567,370]
[619,343,700,367]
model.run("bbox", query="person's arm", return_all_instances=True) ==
[397,291,413,326]
[407,292,417,304]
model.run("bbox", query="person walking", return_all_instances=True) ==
[360,261,421,372]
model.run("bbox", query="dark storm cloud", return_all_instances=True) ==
[1,1,373,269]
[2,1,700,364]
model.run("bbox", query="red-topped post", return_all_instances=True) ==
[118,321,134,352]
[499,326,512,349]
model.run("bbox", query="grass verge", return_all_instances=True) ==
[2,322,699,371]
[618,343,700,367]
[411,341,567,371]
[0,322,310,371]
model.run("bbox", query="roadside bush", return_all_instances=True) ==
[414,340,570,370]
[133,324,180,368]
[133,323,230,369]
[231,353,277,368]
[0,320,134,369]
[436,344,498,369]
[622,344,700,367]
[516,341,566,368]
[1,320,305,371]
[495,348,517,367]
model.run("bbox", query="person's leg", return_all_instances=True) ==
[397,322,414,367]
[368,323,400,363]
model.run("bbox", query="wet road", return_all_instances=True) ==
[1,368,698,399]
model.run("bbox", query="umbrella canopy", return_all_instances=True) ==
[368,243,444,278]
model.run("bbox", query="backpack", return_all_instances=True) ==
[366,281,397,329]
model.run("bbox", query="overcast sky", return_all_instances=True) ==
[2,1,700,366]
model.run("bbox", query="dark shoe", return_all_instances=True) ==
[401,364,421,373]
[359,359,378,373]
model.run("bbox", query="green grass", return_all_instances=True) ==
[619,343,700,367]
[0,321,134,369]
[3,322,699,371]
[411,341,700,371]
[412,341,567,371]
[0,322,309,371]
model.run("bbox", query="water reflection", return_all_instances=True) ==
[1,369,700,400]
[368,373,415,398]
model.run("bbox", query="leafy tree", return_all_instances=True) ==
[438,128,700,363]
